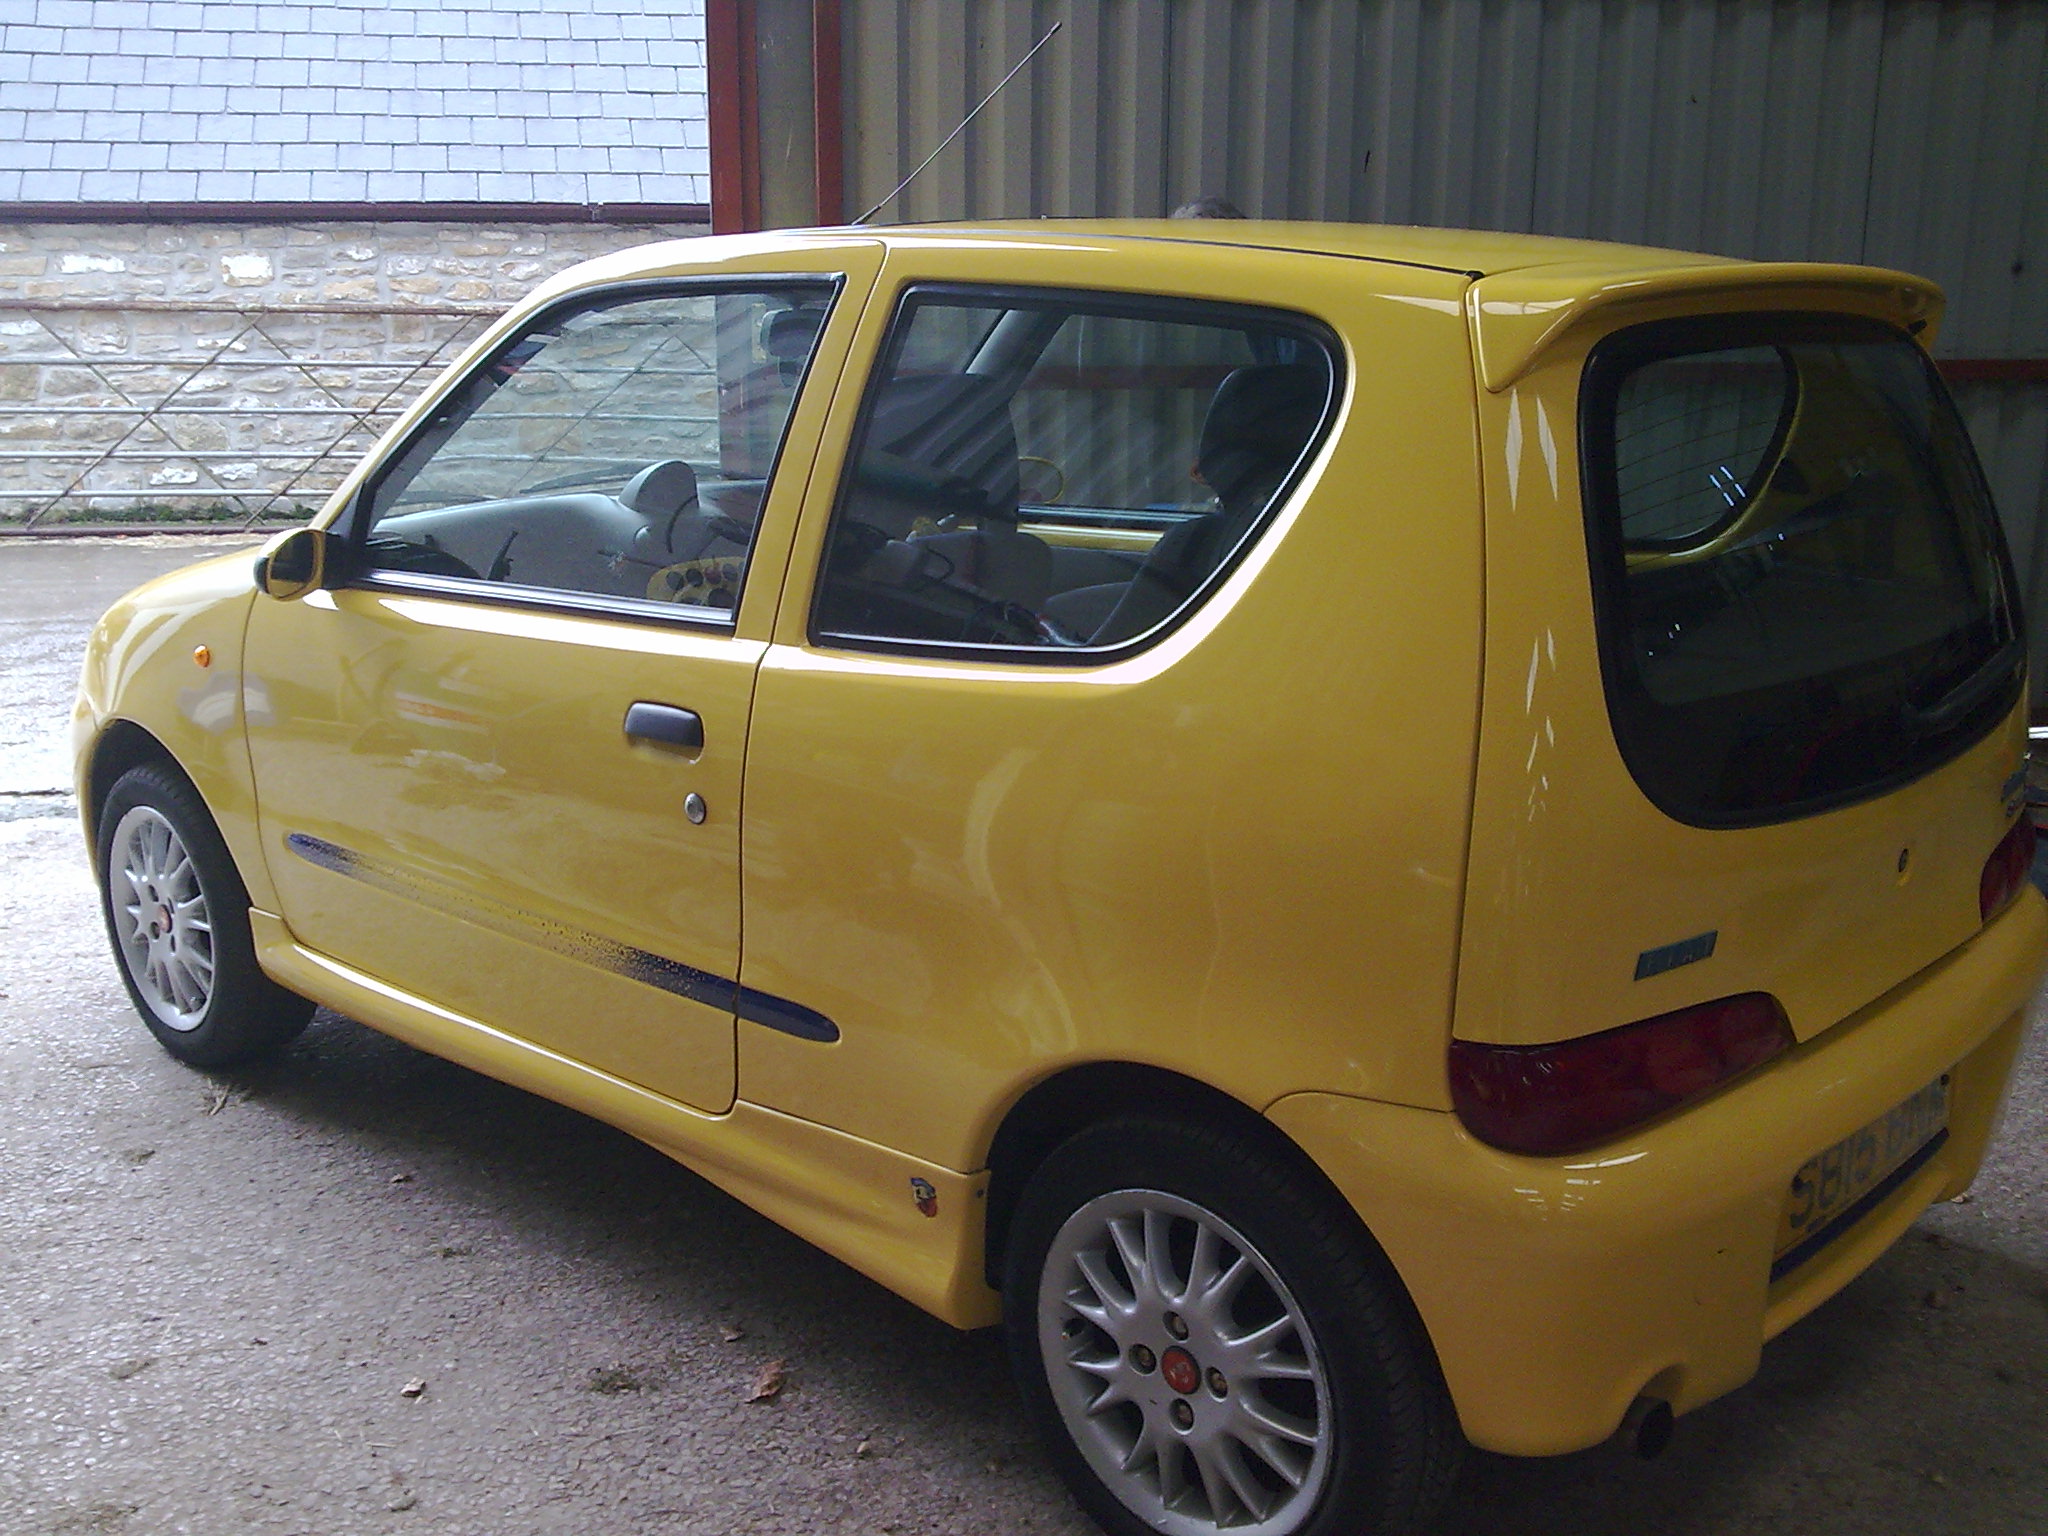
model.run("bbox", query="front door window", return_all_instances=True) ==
[358,283,835,616]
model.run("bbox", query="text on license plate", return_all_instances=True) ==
[1775,1076,1950,1260]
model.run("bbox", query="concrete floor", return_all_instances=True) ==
[2,537,2044,1536]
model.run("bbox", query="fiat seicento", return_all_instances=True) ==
[76,223,2044,1536]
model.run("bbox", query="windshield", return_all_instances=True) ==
[1581,313,2021,826]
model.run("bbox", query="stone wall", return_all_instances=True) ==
[0,217,706,524]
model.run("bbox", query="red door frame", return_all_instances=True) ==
[707,0,845,232]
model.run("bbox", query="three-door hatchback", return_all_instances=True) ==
[78,222,2045,1536]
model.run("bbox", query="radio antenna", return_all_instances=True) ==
[852,22,1062,226]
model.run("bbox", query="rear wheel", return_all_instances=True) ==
[97,763,312,1067]
[1004,1118,1462,1536]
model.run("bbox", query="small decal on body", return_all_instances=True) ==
[910,1178,939,1218]
[1634,930,1718,981]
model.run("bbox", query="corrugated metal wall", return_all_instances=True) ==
[1958,383,2048,669]
[841,0,2048,686]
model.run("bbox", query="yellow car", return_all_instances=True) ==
[76,222,2044,1536]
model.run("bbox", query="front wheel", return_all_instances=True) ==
[97,762,313,1068]
[1004,1118,1462,1536]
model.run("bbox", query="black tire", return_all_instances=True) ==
[1004,1117,1464,1536]
[96,762,313,1068]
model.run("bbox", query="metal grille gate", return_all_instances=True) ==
[0,298,502,531]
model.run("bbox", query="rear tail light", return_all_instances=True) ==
[1449,993,1794,1156]
[1979,815,2037,924]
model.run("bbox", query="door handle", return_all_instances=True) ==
[623,701,704,751]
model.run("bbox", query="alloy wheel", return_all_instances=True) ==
[108,804,215,1032]
[1037,1189,1334,1535]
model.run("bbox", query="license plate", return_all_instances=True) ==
[1775,1076,1950,1263]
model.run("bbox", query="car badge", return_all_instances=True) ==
[1634,930,1717,981]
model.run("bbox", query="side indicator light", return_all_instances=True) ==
[1449,993,1794,1156]
[1980,815,2037,924]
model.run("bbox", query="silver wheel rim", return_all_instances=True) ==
[1038,1189,1333,1535]
[108,805,215,1032]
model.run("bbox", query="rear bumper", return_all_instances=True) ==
[1268,888,2046,1457]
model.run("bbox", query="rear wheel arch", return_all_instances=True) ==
[991,1068,1468,1534]
[981,1062,1395,1294]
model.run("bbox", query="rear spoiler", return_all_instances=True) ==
[1466,261,1945,392]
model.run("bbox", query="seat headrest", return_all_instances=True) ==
[619,458,699,520]
[763,306,827,361]
[1196,364,1328,515]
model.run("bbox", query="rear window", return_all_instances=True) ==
[1581,313,2022,827]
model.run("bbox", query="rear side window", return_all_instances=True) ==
[1582,314,2021,826]
[811,287,1339,657]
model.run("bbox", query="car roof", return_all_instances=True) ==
[843,223,1943,387]
[884,219,1732,280]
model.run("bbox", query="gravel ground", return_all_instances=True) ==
[1,538,2044,1536]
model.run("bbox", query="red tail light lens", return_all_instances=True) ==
[1979,815,2037,924]
[1449,993,1794,1156]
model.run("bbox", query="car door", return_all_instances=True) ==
[244,245,880,1113]
[735,239,1484,1168]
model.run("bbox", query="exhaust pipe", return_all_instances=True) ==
[1620,1395,1675,1460]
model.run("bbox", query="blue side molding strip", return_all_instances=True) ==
[734,988,840,1043]
[284,831,839,1043]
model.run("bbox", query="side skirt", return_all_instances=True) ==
[250,910,1003,1328]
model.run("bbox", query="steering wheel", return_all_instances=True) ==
[1017,454,1067,504]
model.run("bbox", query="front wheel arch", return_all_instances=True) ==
[95,758,313,1067]
[84,718,185,855]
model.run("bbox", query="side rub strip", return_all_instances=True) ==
[285,832,839,1042]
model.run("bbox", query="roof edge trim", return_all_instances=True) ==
[893,224,1478,278]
